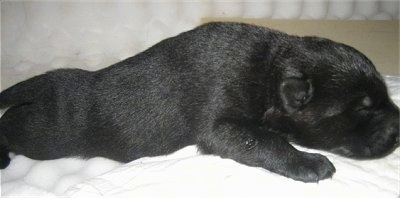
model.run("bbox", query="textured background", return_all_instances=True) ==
[1,1,399,196]
[1,0,399,89]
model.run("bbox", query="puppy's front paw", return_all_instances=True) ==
[281,152,336,183]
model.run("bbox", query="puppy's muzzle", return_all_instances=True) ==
[385,119,399,147]
[368,114,400,157]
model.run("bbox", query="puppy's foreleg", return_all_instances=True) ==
[197,118,336,182]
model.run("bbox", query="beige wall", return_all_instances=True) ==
[203,19,399,75]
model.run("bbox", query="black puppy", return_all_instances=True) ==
[0,22,399,183]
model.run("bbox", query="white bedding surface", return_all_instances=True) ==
[1,76,399,197]
[1,2,399,197]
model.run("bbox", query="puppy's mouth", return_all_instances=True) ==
[330,133,400,160]
[365,119,400,158]
[367,131,400,158]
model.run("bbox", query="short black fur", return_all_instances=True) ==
[1,22,399,182]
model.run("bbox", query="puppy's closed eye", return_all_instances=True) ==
[355,96,373,112]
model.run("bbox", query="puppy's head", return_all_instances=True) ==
[267,36,399,159]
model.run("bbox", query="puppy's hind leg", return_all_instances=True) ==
[0,74,48,169]
[0,131,10,169]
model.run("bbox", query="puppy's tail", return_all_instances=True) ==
[0,74,46,109]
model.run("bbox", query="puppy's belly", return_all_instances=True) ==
[75,97,196,161]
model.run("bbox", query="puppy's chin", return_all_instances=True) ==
[357,116,400,159]
[330,137,399,160]
[293,115,400,159]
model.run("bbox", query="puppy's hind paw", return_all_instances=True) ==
[0,147,11,169]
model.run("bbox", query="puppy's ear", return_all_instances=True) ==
[279,78,313,113]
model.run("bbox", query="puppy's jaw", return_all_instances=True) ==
[364,111,400,158]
